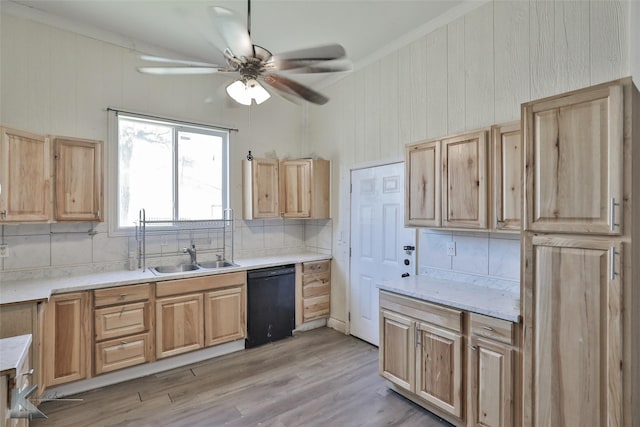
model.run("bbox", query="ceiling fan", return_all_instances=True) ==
[137,0,351,106]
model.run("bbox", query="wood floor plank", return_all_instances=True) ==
[32,328,452,426]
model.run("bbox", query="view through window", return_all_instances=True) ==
[117,114,228,228]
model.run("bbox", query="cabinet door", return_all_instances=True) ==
[415,321,463,418]
[468,336,514,427]
[523,83,623,234]
[0,127,51,222]
[155,294,204,359]
[54,137,103,221]
[204,286,246,347]
[242,158,279,219]
[280,159,311,218]
[379,310,414,392]
[492,123,521,232]
[43,292,91,387]
[442,130,488,229]
[523,236,622,426]
[405,140,440,227]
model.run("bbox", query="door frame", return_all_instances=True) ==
[346,157,415,337]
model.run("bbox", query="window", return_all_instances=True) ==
[116,113,228,229]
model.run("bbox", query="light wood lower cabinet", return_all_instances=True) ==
[379,291,518,427]
[415,322,463,418]
[204,287,246,347]
[93,284,153,375]
[155,271,247,359]
[0,343,31,427]
[155,293,204,359]
[42,292,91,388]
[0,303,43,397]
[467,313,517,427]
[300,260,331,323]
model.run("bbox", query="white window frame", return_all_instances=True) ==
[108,110,230,235]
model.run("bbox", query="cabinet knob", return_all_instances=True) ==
[470,345,478,351]
[482,326,494,332]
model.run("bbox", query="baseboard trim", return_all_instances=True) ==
[327,317,346,334]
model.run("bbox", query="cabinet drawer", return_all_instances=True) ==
[380,291,463,333]
[94,332,152,375]
[302,260,330,275]
[94,283,151,307]
[302,272,330,298]
[303,295,330,321]
[95,302,150,341]
[469,313,515,345]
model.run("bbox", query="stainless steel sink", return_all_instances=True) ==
[150,264,201,275]
[198,260,237,269]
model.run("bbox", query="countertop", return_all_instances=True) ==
[0,334,31,377]
[0,253,331,305]
[379,275,520,322]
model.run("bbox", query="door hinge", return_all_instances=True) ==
[349,247,352,257]
[350,183,352,193]
[348,312,351,321]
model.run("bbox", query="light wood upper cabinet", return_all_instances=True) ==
[0,127,51,222]
[155,293,204,359]
[522,83,623,235]
[42,292,91,387]
[54,136,103,221]
[242,157,279,220]
[405,129,489,230]
[405,140,441,227]
[442,129,488,229]
[492,122,522,232]
[279,159,330,219]
[523,236,622,426]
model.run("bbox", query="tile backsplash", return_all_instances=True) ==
[0,218,332,282]
[418,229,520,293]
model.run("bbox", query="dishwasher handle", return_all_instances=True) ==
[247,265,296,279]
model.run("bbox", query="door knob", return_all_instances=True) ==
[404,259,410,266]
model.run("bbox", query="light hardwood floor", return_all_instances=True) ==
[32,328,452,427]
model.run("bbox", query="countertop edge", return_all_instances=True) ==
[378,281,520,323]
[1,253,332,305]
[0,334,32,377]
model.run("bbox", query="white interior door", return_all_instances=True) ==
[349,162,415,346]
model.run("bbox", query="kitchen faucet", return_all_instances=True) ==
[183,244,197,265]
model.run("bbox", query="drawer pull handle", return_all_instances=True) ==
[120,341,128,346]
[22,369,34,376]
[482,326,494,332]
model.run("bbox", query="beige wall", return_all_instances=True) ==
[307,0,632,329]
[0,12,312,279]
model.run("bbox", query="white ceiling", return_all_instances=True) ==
[6,0,471,71]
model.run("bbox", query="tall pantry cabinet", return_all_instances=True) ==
[521,78,640,426]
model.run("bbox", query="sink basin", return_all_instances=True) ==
[198,260,237,269]
[150,264,201,275]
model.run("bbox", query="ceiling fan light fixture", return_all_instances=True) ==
[226,78,270,105]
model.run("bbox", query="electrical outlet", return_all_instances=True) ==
[0,244,8,258]
[446,241,456,256]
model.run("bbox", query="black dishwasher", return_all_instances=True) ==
[246,264,296,348]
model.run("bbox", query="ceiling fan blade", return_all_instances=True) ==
[140,55,220,67]
[262,74,329,105]
[138,67,222,75]
[253,45,272,62]
[274,59,352,74]
[210,6,253,59]
[272,44,346,62]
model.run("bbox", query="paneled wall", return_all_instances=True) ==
[307,0,633,327]
[0,12,322,280]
